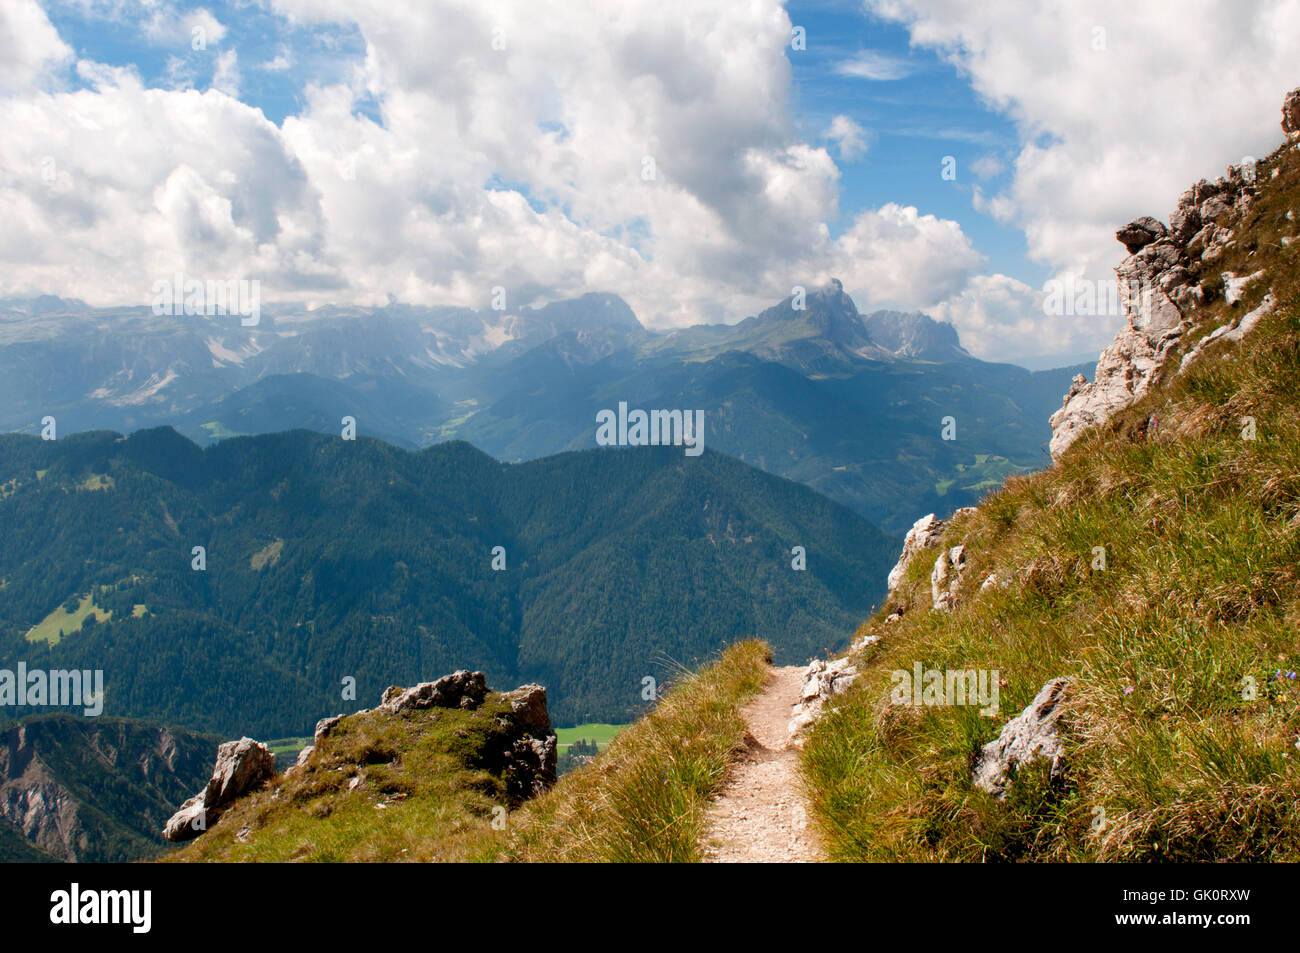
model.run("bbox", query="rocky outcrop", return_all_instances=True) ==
[496,685,558,800]
[886,513,944,590]
[380,669,488,714]
[972,678,1070,798]
[787,633,880,736]
[167,673,559,841]
[1284,87,1300,141]
[1048,88,1300,460]
[163,737,276,842]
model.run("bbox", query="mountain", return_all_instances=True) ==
[0,427,894,734]
[0,285,1085,534]
[861,310,973,362]
[0,713,219,862]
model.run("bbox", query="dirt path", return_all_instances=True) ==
[702,664,822,863]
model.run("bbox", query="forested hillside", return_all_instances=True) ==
[0,428,892,734]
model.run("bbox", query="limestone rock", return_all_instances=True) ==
[788,656,859,736]
[887,513,944,590]
[495,684,557,800]
[163,737,276,842]
[1048,146,1266,460]
[1115,216,1167,254]
[972,678,1070,799]
[313,714,344,742]
[1178,294,1277,373]
[930,544,967,611]
[1284,87,1300,141]
[380,670,488,714]
[1222,269,1264,307]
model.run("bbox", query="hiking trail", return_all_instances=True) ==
[703,664,823,863]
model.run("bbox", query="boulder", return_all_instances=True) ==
[495,684,557,801]
[972,678,1070,799]
[163,737,276,842]
[1115,216,1167,254]
[1222,269,1264,307]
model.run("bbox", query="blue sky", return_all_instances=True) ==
[785,1,1040,284]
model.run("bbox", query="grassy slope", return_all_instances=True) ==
[803,141,1300,862]
[500,640,770,863]
[166,691,531,863]
[166,641,769,863]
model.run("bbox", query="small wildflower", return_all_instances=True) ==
[1123,686,1135,695]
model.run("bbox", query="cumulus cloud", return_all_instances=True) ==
[0,0,985,341]
[212,47,239,96]
[927,273,1104,365]
[0,0,73,92]
[867,0,1300,278]
[833,203,982,309]
[826,115,869,161]
[143,5,228,49]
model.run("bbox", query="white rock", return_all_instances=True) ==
[1179,293,1276,373]
[971,678,1070,799]
[788,656,859,737]
[1222,269,1264,306]
[930,544,967,611]
[886,513,944,591]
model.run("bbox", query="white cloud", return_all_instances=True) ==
[833,203,982,309]
[212,48,239,96]
[928,274,1063,363]
[0,0,988,345]
[867,0,1300,283]
[836,49,916,81]
[970,153,1005,180]
[826,114,869,161]
[261,45,294,72]
[0,0,73,92]
[143,5,228,49]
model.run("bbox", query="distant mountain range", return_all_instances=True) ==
[0,283,1088,533]
[0,713,218,862]
[0,428,893,734]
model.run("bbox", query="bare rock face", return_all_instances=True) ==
[930,544,967,612]
[1048,157,1271,458]
[381,669,488,714]
[1284,87,1300,141]
[887,513,944,591]
[1050,89,1300,461]
[972,678,1070,799]
[495,684,558,801]
[163,737,275,842]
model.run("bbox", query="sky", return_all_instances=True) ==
[2,1,1299,366]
